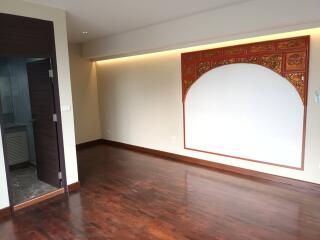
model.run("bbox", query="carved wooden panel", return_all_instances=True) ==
[181,36,310,105]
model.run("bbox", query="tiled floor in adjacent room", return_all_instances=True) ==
[9,166,57,204]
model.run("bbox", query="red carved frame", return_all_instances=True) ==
[181,36,310,170]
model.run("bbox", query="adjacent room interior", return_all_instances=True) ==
[0,57,59,205]
[1,0,320,239]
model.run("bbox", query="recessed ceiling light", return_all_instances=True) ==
[82,31,88,35]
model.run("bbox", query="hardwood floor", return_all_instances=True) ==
[1,144,320,239]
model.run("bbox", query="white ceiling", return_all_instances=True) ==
[23,0,251,43]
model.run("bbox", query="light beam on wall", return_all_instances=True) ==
[95,28,320,64]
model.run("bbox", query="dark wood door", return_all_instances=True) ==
[26,59,60,188]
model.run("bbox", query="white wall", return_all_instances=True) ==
[83,0,320,60]
[185,64,304,168]
[96,29,320,184]
[69,43,101,144]
[0,0,78,209]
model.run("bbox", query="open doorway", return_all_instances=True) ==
[0,57,63,206]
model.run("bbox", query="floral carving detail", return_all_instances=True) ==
[197,62,212,78]
[224,47,245,56]
[202,50,221,59]
[249,43,274,53]
[286,73,305,103]
[277,39,306,50]
[238,57,259,64]
[286,52,306,71]
[261,55,282,73]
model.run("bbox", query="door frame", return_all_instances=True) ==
[0,13,69,213]
[0,56,68,212]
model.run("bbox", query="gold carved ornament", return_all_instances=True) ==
[181,36,309,105]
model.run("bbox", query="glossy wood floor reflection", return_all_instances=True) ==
[1,144,320,240]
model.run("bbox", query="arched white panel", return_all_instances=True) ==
[184,63,304,168]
